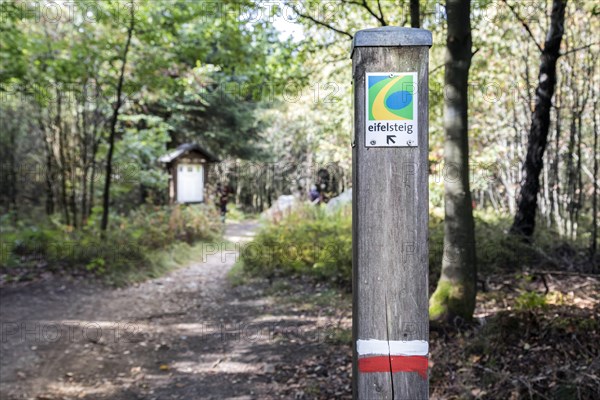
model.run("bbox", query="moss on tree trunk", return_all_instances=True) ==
[429,0,477,323]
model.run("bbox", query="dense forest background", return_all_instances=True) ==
[1,1,599,399]
[1,1,597,240]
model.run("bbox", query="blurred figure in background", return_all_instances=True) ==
[216,182,230,223]
[309,184,320,204]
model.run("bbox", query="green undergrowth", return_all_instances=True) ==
[1,204,222,285]
[105,240,210,286]
[237,204,589,290]
[240,205,352,288]
[227,259,248,287]
[225,204,256,222]
[428,209,588,282]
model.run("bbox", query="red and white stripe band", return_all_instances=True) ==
[356,339,429,379]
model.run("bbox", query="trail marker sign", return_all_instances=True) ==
[365,72,418,147]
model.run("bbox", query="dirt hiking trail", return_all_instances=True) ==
[0,221,352,400]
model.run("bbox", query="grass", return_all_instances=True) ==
[239,204,352,288]
[1,204,222,286]
[225,204,255,222]
[238,204,595,294]
[226,259,248,287]
[107,240,209,286]
[0,238,214,287]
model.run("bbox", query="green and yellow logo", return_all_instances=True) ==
[368,74,414,121]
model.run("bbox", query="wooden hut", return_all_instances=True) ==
[159,143,219,204]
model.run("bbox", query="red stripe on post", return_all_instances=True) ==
[357,355,391,372]
[358,355,428,379]
[391,355,428,379]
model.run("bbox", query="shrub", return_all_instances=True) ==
[0,204,221,282]
[241,206,589,291]
[241,205,352,287]
[122,204,222,248]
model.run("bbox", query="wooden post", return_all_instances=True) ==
[351,27,431,399]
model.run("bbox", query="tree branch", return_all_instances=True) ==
[430,63,444,75]
[342,0,387,26]
[292,5,353,39]
[560,41,600,57]
[501,0,544,53]
[377,0,387,26]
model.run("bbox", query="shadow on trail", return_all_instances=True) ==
[0,220,352,400]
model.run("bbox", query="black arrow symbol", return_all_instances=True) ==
[386,135,396,145]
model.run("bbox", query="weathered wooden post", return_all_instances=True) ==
[351,27,432,399]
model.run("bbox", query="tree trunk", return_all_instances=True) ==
[566,114,576,237]
[429,0,477,322]
[591,92,598,258]
[510,0,567,238]
[88,84,103,218]
[410,0,420,28]
[44,141,55,216]
[8,121,17,214]
[81,82,89,225]
[68,120,78,229]
[56,90,71,226]
[551,92,563,234]
[39,116,55,216]
[100,6,135,232]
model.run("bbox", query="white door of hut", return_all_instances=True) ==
[177,164,204,203]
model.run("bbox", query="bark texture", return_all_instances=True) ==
[510,0,567,237]
[429,0,477,322]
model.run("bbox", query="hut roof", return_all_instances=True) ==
[159,143,220,164]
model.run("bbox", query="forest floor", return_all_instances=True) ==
[1,221,598,399]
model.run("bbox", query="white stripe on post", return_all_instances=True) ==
[356,339,429,356]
